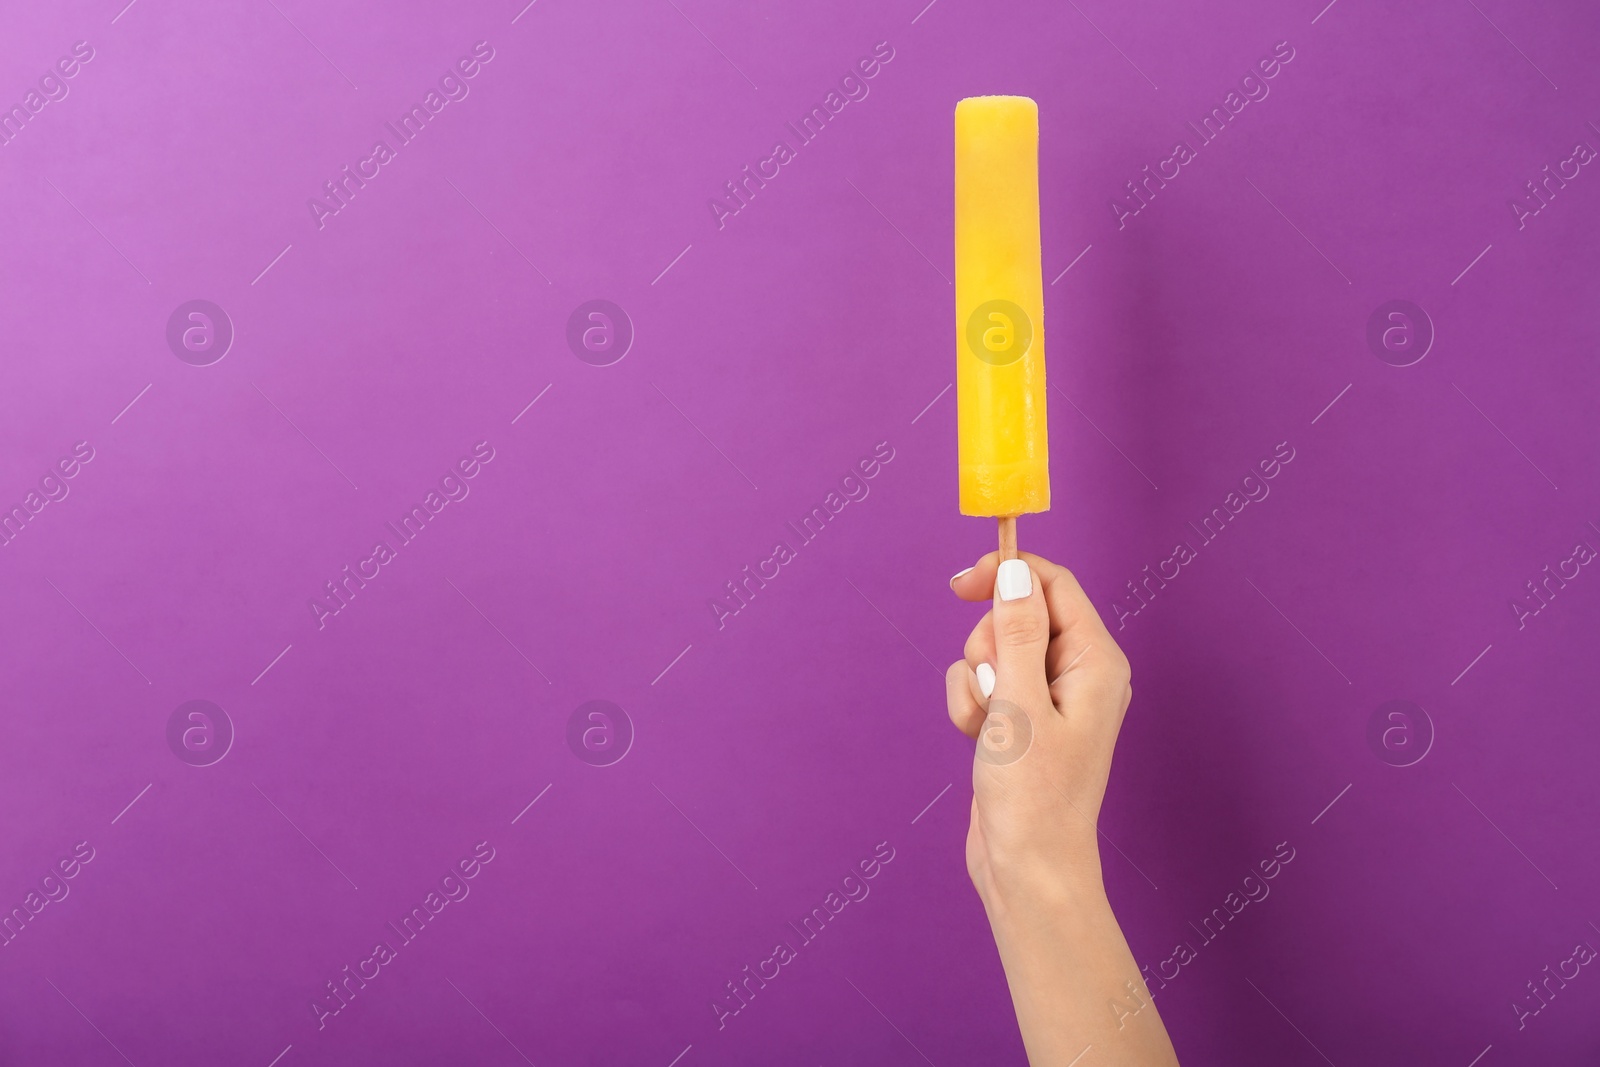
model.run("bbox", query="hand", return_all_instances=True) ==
[944,551,1177,1065]
[944,551,1133,901]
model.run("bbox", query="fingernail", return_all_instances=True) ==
[948,566,974,589]
[976,662,995,698]
[997,558,1032,601]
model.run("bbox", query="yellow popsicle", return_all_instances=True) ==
[955,96,1049,542]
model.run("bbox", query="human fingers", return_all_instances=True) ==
[966,607,1095,698]
[945,660,986,739]
[990,558,1052,708]
[1020,552,1131,705]
[950,553,999,603]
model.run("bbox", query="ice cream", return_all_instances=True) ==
[954,95,1049,555]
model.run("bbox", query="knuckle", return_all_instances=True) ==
[1087,646,1132,712]
[1090,635,1132,688]
[963,628,989,666]
[996,608,1049,647]
[945,662,972,700]
[1108,648,1132,689]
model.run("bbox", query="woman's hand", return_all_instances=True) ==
[945,551,1131,897]
[945,551,1178,1066]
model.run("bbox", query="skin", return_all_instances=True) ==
[945,551,1180,1066]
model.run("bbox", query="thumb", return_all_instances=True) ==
[991,558,1051,703]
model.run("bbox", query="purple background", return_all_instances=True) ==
[2,0,1598,1064]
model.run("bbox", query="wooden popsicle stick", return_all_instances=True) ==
[998,516,1018,561]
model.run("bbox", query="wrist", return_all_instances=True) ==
[973,839,1109,923]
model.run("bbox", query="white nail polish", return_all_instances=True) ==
[948,566,975,587]
[976,662,995,698]
[997,558,1032,601]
